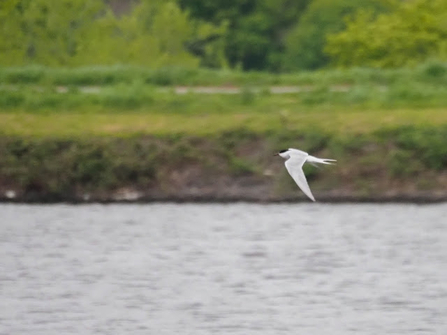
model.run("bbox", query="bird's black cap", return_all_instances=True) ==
[279,149,288,153]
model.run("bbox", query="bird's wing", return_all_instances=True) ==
[285,154,315,201]
[288,148,308,155]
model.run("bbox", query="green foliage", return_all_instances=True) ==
[179,0,311,70]
[2,64,447,112]
[326,0,447,68]
[0,0,226,68]
[387,149,423,177]
[0,91,25,108]
[239,87,256,105]
[228,156,258,176]
[328,133,371,157]
[0,65,212,86]
[147,67,200,85]
[393,126,447,170]
[283,0,392,71]
[75,1,199,67]
[0,0,106,66]
[0,137,160,197]
[1,126,447,200]
[2,62,447,87]
[2,0,447,71]
[0,0,26,65]
[416,60,447,84]
[268,129,330,157]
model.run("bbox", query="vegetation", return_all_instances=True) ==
[1,60,447,86]
[282,0,393,71]
[0,0,225,68]
[1,105,447,138]
[326,0,447,68]
[178,0,312,70]
[1,0,446,71]
[1,63,447,118]
[0,64,446,201]
[1,0,447,201]
[0,63,446,139]
[1,125,446,201]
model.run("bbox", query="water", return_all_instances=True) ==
[0,203,446,335]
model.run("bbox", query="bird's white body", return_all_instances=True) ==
[277,148,336,201]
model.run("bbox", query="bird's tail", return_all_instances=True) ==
[307,155,337,165]
[321,158,337,165]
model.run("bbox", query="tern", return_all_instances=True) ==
[275,148,336,201]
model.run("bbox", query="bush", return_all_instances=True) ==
[0,91,25,108]
[388,149,423,177]
[393,126,447,170]
[0,137,161,197]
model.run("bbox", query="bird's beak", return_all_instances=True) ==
[273,153,279,156]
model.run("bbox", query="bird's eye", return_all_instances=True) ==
[279,149,287,153]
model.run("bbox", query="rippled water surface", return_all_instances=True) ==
[0,203,446,335]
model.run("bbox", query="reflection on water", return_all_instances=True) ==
[0,203,446,335]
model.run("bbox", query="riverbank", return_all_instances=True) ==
[1,127,446,203]
[1,65,446,203]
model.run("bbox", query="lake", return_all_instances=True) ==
[0,203,446,334]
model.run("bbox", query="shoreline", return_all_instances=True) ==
[1,128,447,205]
[1,192,446,204]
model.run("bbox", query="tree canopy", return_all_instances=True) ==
[0,0,446,70]
[179,0,311,71]
[325,0,447,68]
[0,0,225,67]
[282,0,394,71]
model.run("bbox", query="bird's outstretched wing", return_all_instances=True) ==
[285,154,315,201]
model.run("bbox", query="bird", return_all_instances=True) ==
[274,148,336,201]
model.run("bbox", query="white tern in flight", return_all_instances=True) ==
[275,148,336,201]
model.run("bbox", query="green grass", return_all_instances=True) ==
[2,67,447,113]
[1,64,447,201]
[1,60,447,86]
[0,107,446,138]
[0,63,446,139]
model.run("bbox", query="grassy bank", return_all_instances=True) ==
[0,65,446,201]
[1,107,447,138]
[2,63,447,113]
[1,83,447,137]
[1,61,447,86]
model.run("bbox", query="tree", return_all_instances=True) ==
[0,0,226,68]
[0,0,27,65]
[179,0,311,71]
[325,0,447,68]
[283,0,393,71]
[75,1,201,67]
[0,0,106,66]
